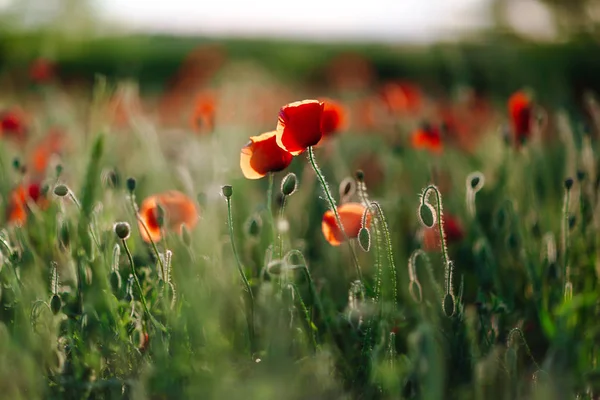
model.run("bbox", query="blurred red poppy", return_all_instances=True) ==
[29,58,55,83]
[6,181,47,226]
[508,91,533,146]
[422,214,464,251]
[0,108,28,141]
[321,202,370,246]
[411,123,443,153]
[29,128,66,175]
[138,191,199,243]
[240,131,293,179]
[190,91,216,133]
[318,98,347,140]
[381,81,423,115]
[276,100,324,155]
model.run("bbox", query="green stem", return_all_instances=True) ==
[307,146,363,281]
[421,185,451,295]
[278,195,287,261]
[369,202,398,304]
[225,196,256,354]
[122,240,152,322]
[562,188,571,297]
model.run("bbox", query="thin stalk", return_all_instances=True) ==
[369,201,398,304]
[421,185,450,271]
[225,196,256,353]
[122,240,152,324]
[277,194,288,261]
[562,188,572,299]
[266,172,276,249]
[307,146,363,281]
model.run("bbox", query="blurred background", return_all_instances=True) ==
[0,0,599,104]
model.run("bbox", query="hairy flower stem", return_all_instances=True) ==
[225,196,256,354]
[307,146,363,281]
[562,188,571,299]
[278,195,287,260]
[122,239,158,330]
[266,172,277,253]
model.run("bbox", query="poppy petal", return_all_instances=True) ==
[240,131,293,179]
[276,99,324,155]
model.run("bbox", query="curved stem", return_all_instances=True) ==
[226,196,255,353]
[369,201,397,304]
[307,146,363,281]
[266,172,276,251]
[421,185,452,295]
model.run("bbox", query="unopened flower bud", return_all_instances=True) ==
[113,222,131,240]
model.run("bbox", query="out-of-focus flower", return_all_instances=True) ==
[0,108,28,142]
[240,131,293,179]
[411,123,443,154]
[380,81,423,115]
[422,214,464,251]
[6,181,47,226]
[321,202,369,246]
[190,90,217,134]
[29,128,66,175]
[29,58,55,84]
[138,190,199,243]
[508,90,534,146]
[325,52,375,92]
[318,98,347,141]
[276,100,324,155]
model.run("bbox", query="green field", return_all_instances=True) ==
[0,31,599,399]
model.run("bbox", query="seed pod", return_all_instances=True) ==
[564,178,574,190]
[53,184,69,197]
[113,222,131,240]
[221,185,233,198]
[50,294,62,315]
[246,215,262,238]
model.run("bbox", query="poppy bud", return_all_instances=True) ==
[358,227,370,252]
[471,176,480,189]
[12,158,20,170]
[50,294,62,315]
[281,173,298,196]
[113,222,131,240]
[443,293,455,317]
[221,185,233,198]
[53,184,69,197]
[355,169,365,182]
[126,177,136,193]
[418,203,436,228]
[267,260,285,275]
[55,164,63,177]
[576,170,586,182]
[246,215,262,237]
[564,177,574,190]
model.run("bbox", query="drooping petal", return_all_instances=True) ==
[240,131,293,179]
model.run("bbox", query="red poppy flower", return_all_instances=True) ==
[321,202,370,246]
[190,91,216,133]
[240,131,293,179]
[6,181,47,226]
[411,123,443,153]
[319,98,347,139]
[422,214,464,251]
[381,81,423,115]
[29,128,66,175]
[29,58,55,83]
[508,91,533,145]
[0,108,28,141]
[276,100,324,156]
[138,191,199,243]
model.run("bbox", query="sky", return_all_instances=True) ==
[97,0,492,42]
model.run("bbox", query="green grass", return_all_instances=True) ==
[0,55,599,400]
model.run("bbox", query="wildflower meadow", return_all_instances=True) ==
[0,34,599,400]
